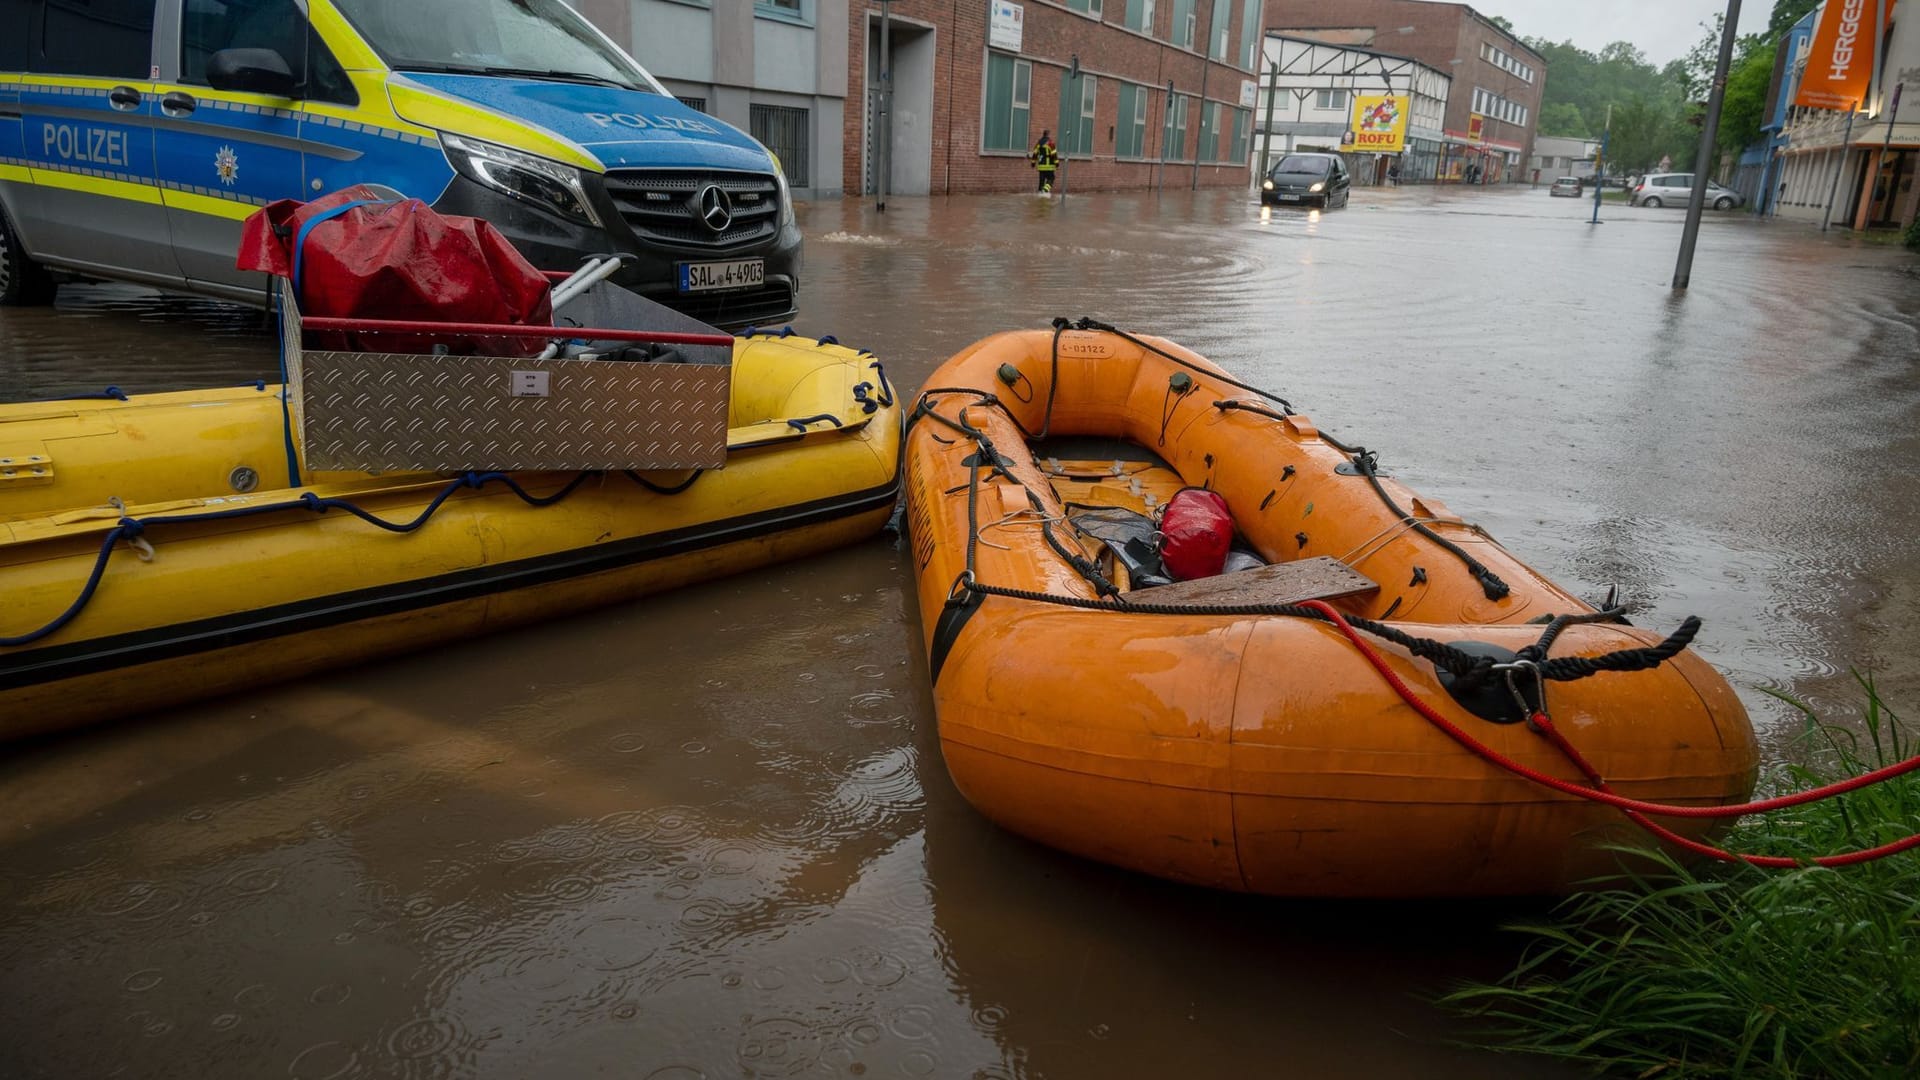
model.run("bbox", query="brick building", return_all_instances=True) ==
[1260,0,1544,182]
[849,1,1266,196]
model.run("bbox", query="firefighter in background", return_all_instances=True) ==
[1029,131,1060,193]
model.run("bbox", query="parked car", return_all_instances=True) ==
[1629,173,1745,210]
[1549,177,1583,197]
[0,0,801,327]
[1261,153,1351,209]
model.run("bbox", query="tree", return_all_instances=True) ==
[1488,14,1514,32]
[1717,39,1778,154]
[1768,0,1819,37]
[1538,102,1590,138]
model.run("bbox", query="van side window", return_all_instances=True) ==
[181,0,357,104]
[0,0,36,70]
[41,0,155,78]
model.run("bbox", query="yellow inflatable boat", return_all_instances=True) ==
[1,334,901,738]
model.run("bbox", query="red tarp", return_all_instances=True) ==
[238,185,551,355]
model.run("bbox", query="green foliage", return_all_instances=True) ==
[1521,36,1697,173]
[1906,217,1920,252]
[1538,102,1589,138]
[1768,0,1819,38]
[1718,40,1779,155]
[1443,677,1920,1079]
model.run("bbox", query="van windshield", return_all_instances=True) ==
[1273,155,1332,175]
[333,0,659,92]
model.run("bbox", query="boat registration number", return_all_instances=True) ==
[678,259,764,293]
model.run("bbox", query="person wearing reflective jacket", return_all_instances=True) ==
[1029,132,1060,193]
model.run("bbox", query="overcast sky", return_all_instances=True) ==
[1482,1,1774,67]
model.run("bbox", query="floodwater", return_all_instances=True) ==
[3,184,1918,1077]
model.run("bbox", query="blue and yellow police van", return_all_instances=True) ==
[0,0,800,327]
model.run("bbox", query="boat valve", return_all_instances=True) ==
[1168,372,1194,395]
[997,363,1022,387]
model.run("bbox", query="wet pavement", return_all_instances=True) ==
[4,183,1919,1077]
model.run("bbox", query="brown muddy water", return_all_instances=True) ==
[3,185,1918,1078]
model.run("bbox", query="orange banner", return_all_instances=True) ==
[1794,0,1881,111]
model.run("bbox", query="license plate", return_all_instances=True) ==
[677,259,764,293]
[1278,194,1301,202]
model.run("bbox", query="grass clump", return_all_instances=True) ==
[1443,676,1920,1078]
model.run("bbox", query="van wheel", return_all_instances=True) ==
[1643,196,1663,208]
[1714,196,1735,210]
[0,205,56,306]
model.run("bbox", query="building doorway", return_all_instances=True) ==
[863,16,935,197]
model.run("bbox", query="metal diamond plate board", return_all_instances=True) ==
[298,351,730,472]
[278,278,731,473]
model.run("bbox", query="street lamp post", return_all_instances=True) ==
[1674,0,1742,289]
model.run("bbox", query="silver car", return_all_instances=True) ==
[1630,173,1745,210]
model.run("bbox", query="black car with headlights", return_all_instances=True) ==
[1260,153,1352,209]
[0,0,800,327]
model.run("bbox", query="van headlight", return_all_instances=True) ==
[440,133,602,228]
[1309,181,1325,193]
[1262,178,1274,190]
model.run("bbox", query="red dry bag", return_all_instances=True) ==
[237,185,552,355]
[1158,488,1235,581]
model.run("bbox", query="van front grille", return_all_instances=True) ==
[603,170,781,249]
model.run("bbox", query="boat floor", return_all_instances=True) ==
[1029,436,1380,606]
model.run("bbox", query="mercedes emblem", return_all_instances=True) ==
[695,184,733,232]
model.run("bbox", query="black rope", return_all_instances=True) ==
[957,579,1698,685]
[1347,449,1510,602]
[1069,317,1295,415]
[1041,318,1067,438]
[624,469,702,496]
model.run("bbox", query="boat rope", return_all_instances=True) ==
[0,468,701,648]
[913,384,1681,688]
[1335,514,1465,568]
[1058,318,1511,600]
[1347,449,1509,601]
[1302,598,1920,867]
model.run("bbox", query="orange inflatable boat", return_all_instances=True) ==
[904,323,1760,898]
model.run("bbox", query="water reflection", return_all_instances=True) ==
[3,184,1919,1077]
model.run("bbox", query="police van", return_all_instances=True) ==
[0,0,801,327]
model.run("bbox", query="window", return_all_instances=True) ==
[1,0,33,69]
[1229,106,1248,162]
[1163,92,1189,160]
[1237,0,1259,69]
[41,0,154,78]
[1315,88,1346,111]
[1123,0,1153,33]
[1055,72,1095,156]
[180,0,353,102]
[1197,99,1217,161]
[1208,0,1230,59]
[1065,0,1102,15]
[754,0,808,22]
[331,0,654,91]
[1116,83,1149,157]
[1170,0,1195,48]
[750,103,810,186]
[982,51,1031,152]
[678,96,708,113]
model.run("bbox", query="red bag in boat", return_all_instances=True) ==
[236,185,552,355]
[1158,488,1234,581]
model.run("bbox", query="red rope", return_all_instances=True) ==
[1298,600,1920,867]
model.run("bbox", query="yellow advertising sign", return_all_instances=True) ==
[1349,95,1409,153]
[1467,113,1485,142]
[1793,0,1881,111]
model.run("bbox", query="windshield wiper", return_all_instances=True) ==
[395,63,643,91]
